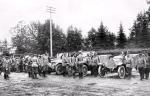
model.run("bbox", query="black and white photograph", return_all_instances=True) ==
[0,0,150,96]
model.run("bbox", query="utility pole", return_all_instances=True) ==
[47,6,55,58]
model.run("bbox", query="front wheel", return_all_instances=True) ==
[118,66,126,79]
[55,64,64,75]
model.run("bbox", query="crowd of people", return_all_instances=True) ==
[0,53,50,79]
[136,52,150,80]
[0,51,149,81]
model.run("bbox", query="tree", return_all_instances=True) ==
[86,28,97,49]
[107,32,116,49]
[66,26,83,52]
[139,13,150,47]
[11,21,31,54]
[116,23,127,48]
[36,20,67,55]
[127,21,137,48]
[52,25,67,55]
[94,22,109,50]
[11,20,67,55]
[128,10,150,48]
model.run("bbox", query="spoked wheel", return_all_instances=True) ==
[98,65,105,77]
[118,66,126,79]
[55,64,64,75]
[82,65,88,77]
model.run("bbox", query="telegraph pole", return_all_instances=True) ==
[47,6,55,57]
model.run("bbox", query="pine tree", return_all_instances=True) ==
[87,28,97,49]
[129,11,150,48]
[37,20,67,55]
[127,21,137,48]
[94,22,108,50]
[107,32,116,49]
[66,26,83,52]
[117,23,127,48]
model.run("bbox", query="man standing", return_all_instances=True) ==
[27,55,32,78]
[77,52,83,78]
[31,54,39,79]
[42,54,49,77]
[137,53,146,80]
[3,56,11,79]
[124,52,132,76]
[144,53,150,79]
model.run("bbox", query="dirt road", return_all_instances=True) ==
[0,69,150,96]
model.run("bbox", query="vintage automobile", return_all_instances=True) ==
[48,53,65,75]
[49,51,94,76]
[64,51,112,77]
[64,51,90,76]
[98,54,139,79]
[67,51,103,77]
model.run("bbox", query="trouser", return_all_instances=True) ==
[92,65,98,77]
[39,65,47,77]
[20,64,24,72]
[28,66,32,77]
[38,66,42,76]
[62,65,67,77]
[3,67,10,79]
[144,68,149,79]
[78,64,83,78]
[22,64,25,72]
[72,66,76,78]
[32,67,38,79]
[138,67,145,80]
[24,65,28,72]
[126,67,132,76]
[79,72,83,78]
[16,65,20,72]
[11,65,16,72]
[0,66,3,74]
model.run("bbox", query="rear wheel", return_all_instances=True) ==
[55,64,64,75]
[118,66,126,79]
[82,65,88,77]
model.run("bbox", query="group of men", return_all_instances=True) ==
[122,51,150,80]
[0,53,50,79]
[137,52,150,80]
[61,52,86,78]
[0,51,150,80]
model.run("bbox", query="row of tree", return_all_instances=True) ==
[128,8,150,48]
[11,8,150,55]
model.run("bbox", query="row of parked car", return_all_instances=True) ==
[48,51,139,79]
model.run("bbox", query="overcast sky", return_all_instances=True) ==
[0,0,148,44]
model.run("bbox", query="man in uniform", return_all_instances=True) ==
[0,57,3,74]
[77,52,84,78]
[124,52,132,76]
[10,56,16,72]
[42,54,49,77]
[27,55,32,77]
[62,53,68,77]
[37,55,42,76]
[144,52,150,79]
[137,53,146,80]
[3,56,11,79]
[31,54,39,79]
[91,52,99,77]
